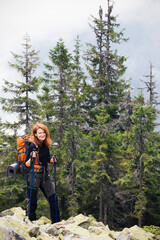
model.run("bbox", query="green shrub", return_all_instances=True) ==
[143,225,160,236]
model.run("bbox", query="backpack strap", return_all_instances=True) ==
[30,142,43,173]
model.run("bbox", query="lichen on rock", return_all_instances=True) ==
[0,207,159,240]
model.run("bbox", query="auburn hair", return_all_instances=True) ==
[31,123,52,147]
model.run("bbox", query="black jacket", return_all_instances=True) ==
[26,142,51,171]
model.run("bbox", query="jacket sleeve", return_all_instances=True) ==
[26,142,37,162]
[48,148,51,163]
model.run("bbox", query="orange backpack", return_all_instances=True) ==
[17,135,31,173]
[17,135,41,173]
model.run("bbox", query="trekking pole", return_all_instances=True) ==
[28,151,36,220]
[54,159,58,222]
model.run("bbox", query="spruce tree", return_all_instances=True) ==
[88,106,122,224]
[61,36,88,216]
[39,37,91,218]
[0,34,41,133]
[41,38,72,141]
[83,0,130,225]
[39,39,73,218]
[84,1,129,117]
[118,93,160,227]
[0,34,41,212]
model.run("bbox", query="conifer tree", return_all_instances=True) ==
[61,36,88,216]
[83,0,130,224]
[0,34,41,133]
[39,39,73,218]
[84,1,129,117]
[119,93,160,227]
[41,38,72,141]
[39,37,92,218]
[88,106,122,224]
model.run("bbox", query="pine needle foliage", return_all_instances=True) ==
[0,34,41,133]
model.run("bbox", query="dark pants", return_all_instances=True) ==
[27,172,60,223]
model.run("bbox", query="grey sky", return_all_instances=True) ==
[1,0,160,123]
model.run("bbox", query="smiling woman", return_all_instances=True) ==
[25,123,60,223]
[31,123,51,147]
[35,128,46,142]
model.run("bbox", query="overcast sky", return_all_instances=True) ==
[1,0,160,123]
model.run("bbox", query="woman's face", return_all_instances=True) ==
[35,128,46,142]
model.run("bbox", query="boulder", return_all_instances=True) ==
[0,207,159,240]
[117,225,156,240]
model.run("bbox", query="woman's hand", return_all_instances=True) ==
[25,150,37,167]
[32,151,37,158]
[50,155,58,164]
[25,159,31,167]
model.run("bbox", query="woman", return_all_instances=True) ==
[25,123,60,223]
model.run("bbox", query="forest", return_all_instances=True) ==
[0,0,160,231]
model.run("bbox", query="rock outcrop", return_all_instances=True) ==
[0,207,158,240]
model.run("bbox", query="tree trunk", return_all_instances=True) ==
[104,201,107,225]
[99,180,103,222]
[103,184,108,225]
[59,71,64,142]
[25,39,30,134]
[139,154,143,228]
